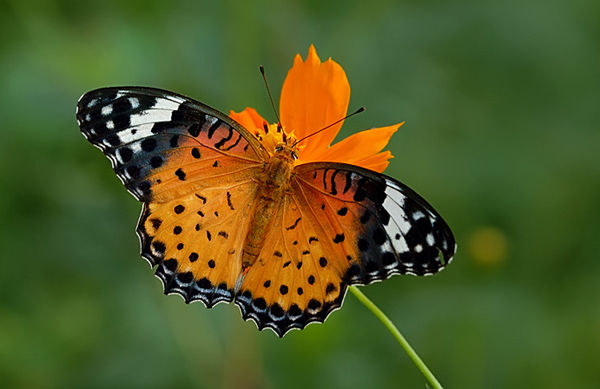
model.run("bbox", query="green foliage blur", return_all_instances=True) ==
[1,1,599,388]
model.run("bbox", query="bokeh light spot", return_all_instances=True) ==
[467,226,509,267]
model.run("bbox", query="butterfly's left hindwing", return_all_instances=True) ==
[138,179,260,307]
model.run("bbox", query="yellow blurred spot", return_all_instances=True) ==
[467,226,508,267]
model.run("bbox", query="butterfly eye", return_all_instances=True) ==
[291,151,298,160]
[275,145,283,153]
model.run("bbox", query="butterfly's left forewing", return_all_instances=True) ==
[77,87,269,306]
[76,87,268,202]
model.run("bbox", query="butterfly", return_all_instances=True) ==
[76,48,455,337]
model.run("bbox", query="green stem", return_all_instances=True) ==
[348,286,443,389]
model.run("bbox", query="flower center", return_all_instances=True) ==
[253,122,300,157]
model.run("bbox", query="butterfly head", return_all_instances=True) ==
[274,142,299,162]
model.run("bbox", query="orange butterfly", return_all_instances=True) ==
[76,46,456,336]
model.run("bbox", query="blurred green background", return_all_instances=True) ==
[1,0,599,388]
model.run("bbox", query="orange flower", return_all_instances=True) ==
[229,45,403,173]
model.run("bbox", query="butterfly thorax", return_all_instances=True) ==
[241,147,296,270]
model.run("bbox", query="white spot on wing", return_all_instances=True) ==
[129,97,140,109]
[106,120,114,130]
[412,211,425,220]
[382,184,413,254]
[387,204,410,233]
[380,242,393,254]
[206,115,218,126]
[101,105,113,116]
[130,143,142,154]
[395,236,409,252]
[426,233,434,246]
[116,123,154,143]
[130,110,172,126]
[153,98,181,111]
[396,216,411,234]
[383,187,409,232]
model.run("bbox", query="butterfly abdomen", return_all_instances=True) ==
[241,154,294,269]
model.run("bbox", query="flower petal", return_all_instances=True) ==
[349,150,394,173]
[300,123,403,173]
[229,107,269,134]
[280,45,350,159]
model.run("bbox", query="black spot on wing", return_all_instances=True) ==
[118,147,133,162]
[150,156,163,168]
[169,135,179,148]
[207,119,222,139]
[195,194,207,204]
[333,233,345,243]
[285,217,301,231]
[175,168,186,180]
[214,126,233,149]
[329,170,339,195]
[141,138,157,152]
[221,132,243,151]
[226,191,235,210]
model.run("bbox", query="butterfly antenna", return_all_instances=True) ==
[259,65,281,126]
[292,107,365,147]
